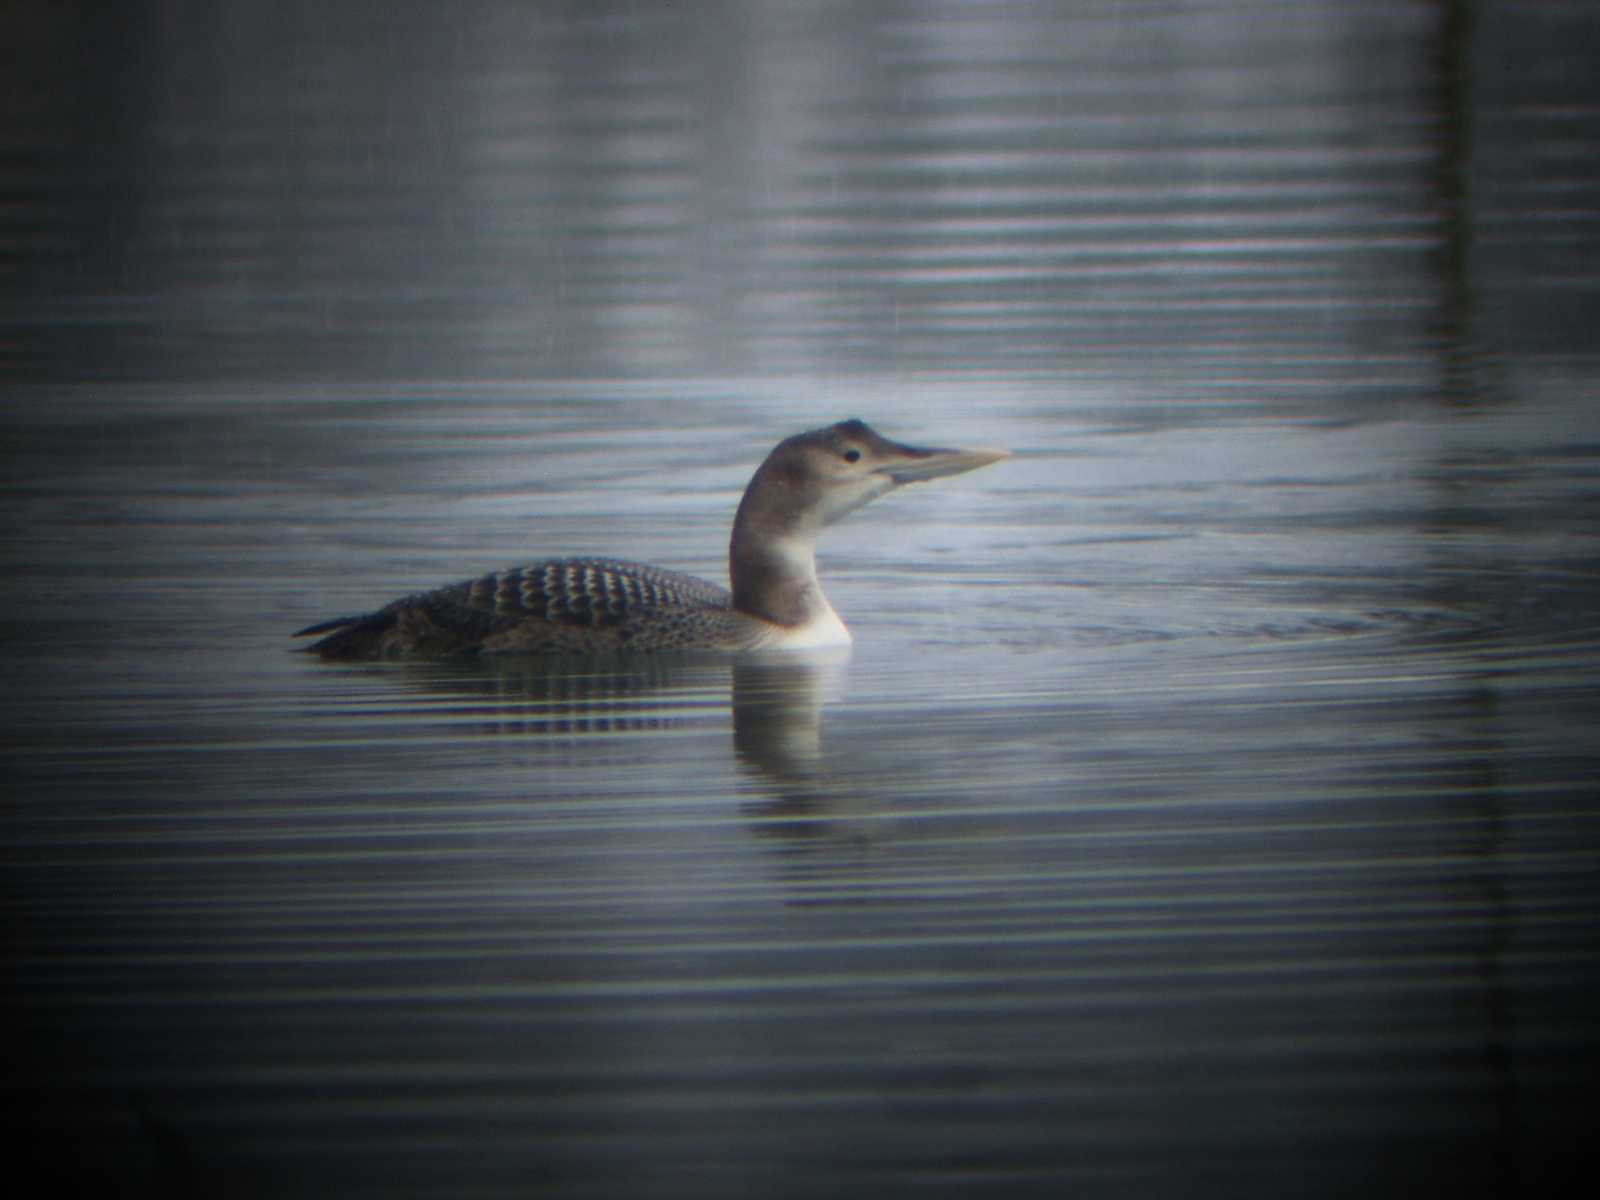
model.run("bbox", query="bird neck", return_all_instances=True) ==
[728,471,832,630]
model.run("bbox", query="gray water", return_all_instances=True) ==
[5,2,1600,1198]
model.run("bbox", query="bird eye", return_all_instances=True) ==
[842,449,861,463]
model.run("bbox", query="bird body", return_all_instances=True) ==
[296,420,1006,659]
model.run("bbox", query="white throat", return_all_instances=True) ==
[745,532,852,648]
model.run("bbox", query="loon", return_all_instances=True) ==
[294,419,1008,659]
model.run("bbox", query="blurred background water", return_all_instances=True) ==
[4,1,1599,1197]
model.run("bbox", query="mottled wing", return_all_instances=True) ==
[456,558,730,627]
[298,558,739,658]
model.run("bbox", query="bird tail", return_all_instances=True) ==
[292,611,395,660]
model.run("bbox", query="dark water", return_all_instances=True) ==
[5,2,1600,1198]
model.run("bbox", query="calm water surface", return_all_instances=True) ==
[5,0,1600,1196]
[6,378,1598,1197]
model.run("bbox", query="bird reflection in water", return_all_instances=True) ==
[359,650,886,853]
